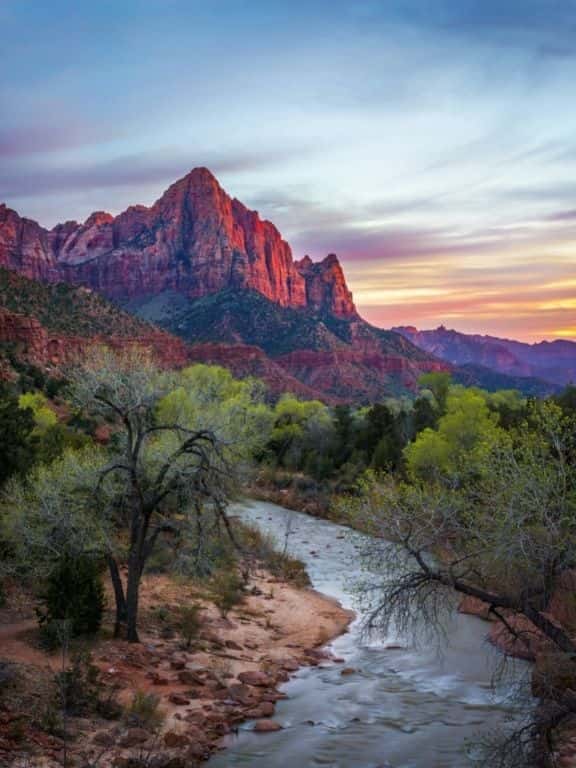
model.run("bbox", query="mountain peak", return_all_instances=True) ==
[0,167,358,318]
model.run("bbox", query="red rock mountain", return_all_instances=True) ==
[0,168,356,317]
[395,325,576,389]
[0,168,458,402]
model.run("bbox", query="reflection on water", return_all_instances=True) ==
[207,501,528,768]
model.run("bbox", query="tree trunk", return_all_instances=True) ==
[125,549,141,643]
[107,555,127,638]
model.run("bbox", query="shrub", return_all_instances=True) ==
[126,691,164,731]
[55,649,120,719]
[178,604,203,649]
[210,570,244,617]
[37,555,105,645]
[267,551,310,587]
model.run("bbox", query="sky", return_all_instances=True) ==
[1,0,576,342]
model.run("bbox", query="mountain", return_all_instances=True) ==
[451,364,557,398]
[0,168,450,402]
[394,325,575,391]
[130,288,446,401]
[0,168,355,317]
[0,267,191,378]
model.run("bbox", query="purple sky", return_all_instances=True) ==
[1,0,576,340]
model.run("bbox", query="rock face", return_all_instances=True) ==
[0,306,190,370]
[395,325,576,389]
[0,204,57,282]
[0,169,357,318]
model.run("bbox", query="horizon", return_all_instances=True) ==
[2,1,576,343]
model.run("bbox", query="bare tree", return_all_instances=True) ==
[68,348,245,642]
[343,402,576,766]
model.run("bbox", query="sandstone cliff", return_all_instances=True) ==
[0,169,357,318]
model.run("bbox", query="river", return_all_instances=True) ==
[207,500,529,768]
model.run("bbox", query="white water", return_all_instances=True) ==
[207,500,529,768]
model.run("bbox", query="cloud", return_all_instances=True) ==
[545,208,576,222]
[0,118,123,158]
[0,145,316,203]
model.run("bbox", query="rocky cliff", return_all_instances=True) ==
[0,169,357,317]
[0,268,190,373]
[395,325,575,389]
[1,168,463,401]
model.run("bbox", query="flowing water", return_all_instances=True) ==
[207,500,529,768]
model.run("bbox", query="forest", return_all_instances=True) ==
[0,352,575,767]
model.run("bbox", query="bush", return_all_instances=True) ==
[267,551,310,587]
[126,691,164,731]
[54,649,121,719]
[178,604,203,649]
[210,570,245,617]
[37,554,105,645]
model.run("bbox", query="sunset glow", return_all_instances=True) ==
[1,0,575,341]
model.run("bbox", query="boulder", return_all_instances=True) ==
[163,731,190,748]
[237,670,274,687]
[254,719,283,733]
[119,727,150,747]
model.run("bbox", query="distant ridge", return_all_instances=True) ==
[394,325,575,390]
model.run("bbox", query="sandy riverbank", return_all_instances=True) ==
[0,568,354,766]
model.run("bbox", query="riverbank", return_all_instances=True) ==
[0,566,353,766]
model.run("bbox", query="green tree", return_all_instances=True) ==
[0,383,37,485]
[267,395,333,473]
[70,352,271,642]
[405,387,505,485]
[18,391,58,433]
[418,372,452,415]
[38,554,105,641]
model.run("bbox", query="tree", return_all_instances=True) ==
[18,391,58,433]
[343,402,576,766]
[405,387,505,486]
[361,403,405,471]
[556,384,576,418]
[418,371,452,415]
[0,383,36,486]
[69,351,271,642]
[267,395,333,473]
[412,393,438,435]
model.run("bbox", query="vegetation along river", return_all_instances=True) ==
[208,500,528,768]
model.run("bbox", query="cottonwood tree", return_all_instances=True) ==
[69,350,272,642]
[343,401,576,767]
[5,350,272,643]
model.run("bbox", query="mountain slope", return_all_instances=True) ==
[130,288,448,401]
[0,267,190,373]
[0,167,449,401]
[395,325,574,390]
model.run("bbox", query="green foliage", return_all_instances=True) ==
[556,384,576,418]
[55,649,120,719]
[126,691,164,731]
[0,383,37,485]
[35,422,90,466]
[157,364,273,467]
[177,604,203,649]
[18,391,58,433]
[210,569,245,617]
[418,372,452,414]
[266,395,334,476]
[37,555,105,644]
[2,446,111,575]
[405,386,506,485]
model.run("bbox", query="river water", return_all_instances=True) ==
[207,500,529,768]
